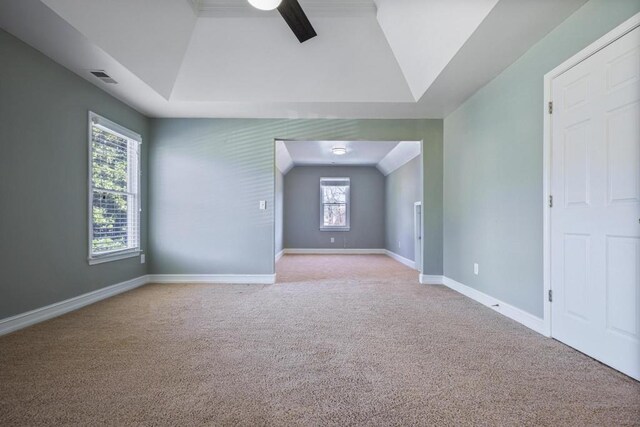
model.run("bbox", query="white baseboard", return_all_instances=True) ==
[275,250,285,262]
[284,248,386,255]
[385,250,416,270]
[441,276,545,335]
[0,275,148,337]
[419,274,444,285]
[148,274,276,285]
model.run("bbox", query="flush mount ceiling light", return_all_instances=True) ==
[332,147,347,156]
[247,0,282,11]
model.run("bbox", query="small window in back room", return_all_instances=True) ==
[320,177,350,231]
[88,112,141,264]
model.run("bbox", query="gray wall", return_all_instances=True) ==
[443,0,640,318]
[284,166,385,249]
[385,156,422,260]
[0,29,149,319]
[275,168,284,256]
[150,119,443,275]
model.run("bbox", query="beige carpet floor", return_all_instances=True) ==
[1,254,639,426]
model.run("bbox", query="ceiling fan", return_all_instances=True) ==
[248,0,317,43]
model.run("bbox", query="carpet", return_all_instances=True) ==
[0,254,638,425]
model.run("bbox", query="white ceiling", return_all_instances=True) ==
[172,14,413,103]
[276,140,421,176]
[375,0,499,101]
[0,0,588,118]
[192,0,377,17]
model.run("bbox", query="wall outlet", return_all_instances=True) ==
[140,254,146,264]
[474,263,479,275]
[330,237,335,243]
[259,200,267,210]
[398,241,401,248]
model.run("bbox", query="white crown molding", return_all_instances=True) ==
[148,274,276,284]
[0,275,149,336]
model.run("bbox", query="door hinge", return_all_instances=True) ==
[548,195,553,208]
[548,101,553,114]
[548,290,553,302]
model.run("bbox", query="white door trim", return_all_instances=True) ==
[542,11,640,338]
[414,201,423,273]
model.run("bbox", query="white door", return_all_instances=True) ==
[414,202,422,273]
[551,26,640,380]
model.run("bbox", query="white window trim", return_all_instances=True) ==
[319,177,351,232]
[87,111,142,265]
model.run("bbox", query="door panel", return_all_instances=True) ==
[551,26,640,380]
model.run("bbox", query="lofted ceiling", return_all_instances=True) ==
[0,0,588,118]
[276,140,421,176]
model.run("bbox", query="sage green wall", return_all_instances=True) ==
[385,156,422,261]
[443,0,640,317]
[0,29,149,319]
[149,119,443,275]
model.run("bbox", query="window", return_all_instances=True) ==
[320,177,350,231]
[88,112,141,264]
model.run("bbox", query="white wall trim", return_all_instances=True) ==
[147,274,276,285]
[542,11,640,339]
[284,248,386,255]
[385,250,416,269]
[275,250,285,262]
[442,276,545,335]
[419,274,444,285]
[0,272,282,336]
[0,275,149,337]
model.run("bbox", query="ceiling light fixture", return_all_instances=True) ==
[332,147,347,156]
[247,0,282,11]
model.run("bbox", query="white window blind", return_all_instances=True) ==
[88,112,141,264]
[320,177,350,231]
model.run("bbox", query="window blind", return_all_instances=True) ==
[320,177,350,231]
[89,112,141,261]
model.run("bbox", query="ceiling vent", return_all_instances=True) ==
[90,70,117,84]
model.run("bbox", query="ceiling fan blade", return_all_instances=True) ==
[277,0,317,43]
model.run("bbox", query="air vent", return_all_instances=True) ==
[90,70,117,84]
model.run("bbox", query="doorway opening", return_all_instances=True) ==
[273,139,424,282]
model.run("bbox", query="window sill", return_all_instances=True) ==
[320,227,351,232]
[88,250,141,265]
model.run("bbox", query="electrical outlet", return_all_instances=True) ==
[259,200,267,210]
[474,263,479,275]
[140,254,146,264]
[330,237,335,243]
[398,241,401,248]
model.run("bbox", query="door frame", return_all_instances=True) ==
[542,12,640,338]
[414,201,423,273]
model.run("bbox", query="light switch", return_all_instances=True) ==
[259,200,267,210]
[141,254,146,264]
[474,263,479,275]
